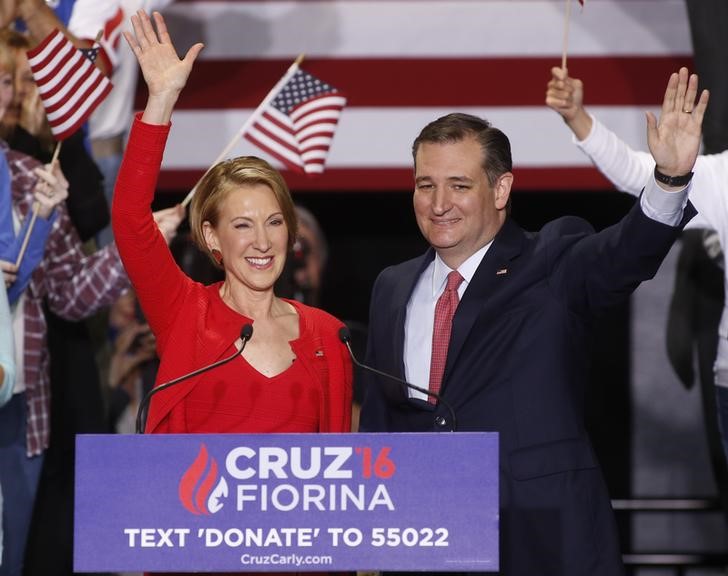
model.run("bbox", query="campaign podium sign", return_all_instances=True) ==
[74,432,498,572]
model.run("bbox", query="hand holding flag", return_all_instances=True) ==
[31,155,69,218]
[13,143,67,269]
[0,142,67,301]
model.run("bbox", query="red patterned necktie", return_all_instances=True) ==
[428,270,464,403]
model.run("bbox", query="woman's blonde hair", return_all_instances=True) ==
[189,156,298,269]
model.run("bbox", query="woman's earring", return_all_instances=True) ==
[211,248,223,265]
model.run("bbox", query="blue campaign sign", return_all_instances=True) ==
[74,432,498,573]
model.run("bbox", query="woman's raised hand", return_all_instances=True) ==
[123,10,203,124]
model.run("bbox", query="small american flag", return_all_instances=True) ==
[244,68,346,175]
[26,29,112,141]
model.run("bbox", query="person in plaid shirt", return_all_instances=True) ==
[0,142,130,575]
[0,141,184,575]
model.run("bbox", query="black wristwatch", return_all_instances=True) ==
[654,166,693,188]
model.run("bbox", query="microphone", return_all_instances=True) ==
[135,324,254,434]
[338,327,457,432]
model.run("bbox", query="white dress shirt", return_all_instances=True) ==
[404,243,491,400]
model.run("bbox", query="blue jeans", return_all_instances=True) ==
[717,385,728,465]
[0,394,44,576]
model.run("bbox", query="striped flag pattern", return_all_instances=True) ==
[27,29,112,141]
[244,68,346,175]
[153,0,692,193]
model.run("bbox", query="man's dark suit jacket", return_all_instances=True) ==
[359,200,695,576]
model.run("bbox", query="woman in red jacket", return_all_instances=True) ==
[112,10,352,437]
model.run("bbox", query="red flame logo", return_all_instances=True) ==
[179,444,220,515]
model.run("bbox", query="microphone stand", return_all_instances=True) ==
[339,328,457,431]
[135,324,253,434]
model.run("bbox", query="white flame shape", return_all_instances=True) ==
[207,477,228,514]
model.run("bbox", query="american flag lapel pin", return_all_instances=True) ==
[496,268,508,276]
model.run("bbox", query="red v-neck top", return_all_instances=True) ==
[184,354,319,432]
[180,287,324,433]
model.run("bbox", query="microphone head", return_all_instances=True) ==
[241,323,254,341]
[338,326,351,344]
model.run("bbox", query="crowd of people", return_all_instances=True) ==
[0,3,724,576]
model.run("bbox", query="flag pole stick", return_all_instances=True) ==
[14,204,39,268]
[50,140,62,165]
[561,0,572,70]
[14,141,63,268]
[181,53,306,208]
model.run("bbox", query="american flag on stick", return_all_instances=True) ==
[562,0,586,69]
[26,29,112,141]
[244,63,347,175]
[181,56,346,208]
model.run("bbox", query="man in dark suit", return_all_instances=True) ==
[359,68,708,575]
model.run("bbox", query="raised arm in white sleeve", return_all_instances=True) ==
[575,115,655,196]
[576,114,725,232]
